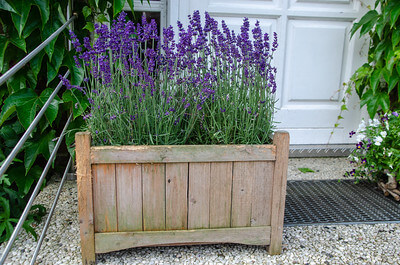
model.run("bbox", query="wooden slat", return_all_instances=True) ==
[116,164,142,231]
[93,164,117,232]
[231,162,255,227]
[188,163,211,229]
[95,226,271,253]
[251,162,274,226]
[209,162,233,228]
[165,163,188,230]
[75,132,95,264]
[142,164,166,231]
[269,131,290,255]
[91,145,276,164]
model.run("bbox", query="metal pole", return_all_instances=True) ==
[0,15,76,86]
[0,113,72,265]
[0,71,69,181]
[29,157,72,265]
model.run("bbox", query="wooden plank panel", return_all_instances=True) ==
[142,164,166,231]
[75,132,95,264]
[165,163,188,230]
[209,162,232,228]
[188,163,211,229]
[95,226,271,253]
[251,162,274,226]
[91,145,276,164]
[93,164,117,233]
[231,162,255,227]
[269,131,290,255]
[116,164,142,231]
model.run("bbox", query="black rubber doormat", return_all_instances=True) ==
[284,179,400,226]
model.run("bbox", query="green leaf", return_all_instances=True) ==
[370,68,382,93]
[29,50,45,79]
[298,168,315,173]
[389,74,399,92]
[33,0,50,28]
[10,0,32,38]
[351,10,378,38]
[341,104,348,111]
[0,197,11,220]
[6,71,26,93]
[392,30,400,48]
[374,40,388,61]
[63,51,84,86]
[0,1,18,13]
[46,42,64,84]
[9,29,26,52]
[15,88,61,129]
[22,221,38,240]
[62,89,89,118]
[24,131,56,174]
[377,92,390,112]
[127,0,134,12]
[7,165,41,195]
[113,0,125,17]
[382,68,391,84]
[41,14,63,61]
[97,14,109,23]
[390,4,400,28]
[82,6,92,18]
[22,15,40,39]
[0,36,9,73]
[83,22,95,32]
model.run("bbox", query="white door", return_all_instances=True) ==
[167,0,371,145]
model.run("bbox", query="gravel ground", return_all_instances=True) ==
[1,157,399,265]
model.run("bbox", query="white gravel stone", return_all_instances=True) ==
[0,158,399,264]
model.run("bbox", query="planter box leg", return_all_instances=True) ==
[269,131,290,255]
[76,132,96,264]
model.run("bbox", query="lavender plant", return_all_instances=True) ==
[64,11,278,146]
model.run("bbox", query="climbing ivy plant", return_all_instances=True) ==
[0,0,143,243]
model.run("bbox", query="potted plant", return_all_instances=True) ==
[70,11,289,264]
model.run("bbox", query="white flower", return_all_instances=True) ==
[370,118,380,127]
[374,136,383,146]
[356,133,366,142]
[388,151,393,157]
[357,120,366,133]
[380,131,387,138]
[354,156,359,162]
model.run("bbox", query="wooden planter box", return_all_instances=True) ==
[76,131,289,264]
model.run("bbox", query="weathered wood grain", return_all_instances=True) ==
[251,162,274,226]
[269,131,290,255]
[231,162,255,227]
[91,145,276,164]
[76,132,95,264]
[209,162,233,228]
[93,164,117,233]
[188,163,211,229]
[116,164,142,231]
[95,226,271,253]
[142,164,166,231]
[166,163,188,230]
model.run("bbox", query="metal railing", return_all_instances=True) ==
[0,14,77,265]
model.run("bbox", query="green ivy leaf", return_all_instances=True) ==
[83,22,95,32]
[22,15,41,39]
[63,51,84,86]
[82,6,92,18]
[113,0,125,17]
[370,68,382,94]
[389,73,399,93]
[24,131,56,174]
[15,88,61,129]
[0,1,18,13]
[351,10,378,38]
[29,50,45,79]
[341,104,348,111]
[9,29,26,52]
[97,14,109,23]
[0,36,9,73]
[390,4,400,28]
[392,30,400,48]
[361,90,378,118]
[46,42,64,84]
[6,71,26,93]
[377,92,390,112]
[62,89,89,118]
[32,0,50,28]
[41,13,63,61]
[10,0,33,38]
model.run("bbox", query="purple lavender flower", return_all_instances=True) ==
[392,111,399,117]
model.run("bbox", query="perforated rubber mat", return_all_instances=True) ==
[284,179,400,226]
